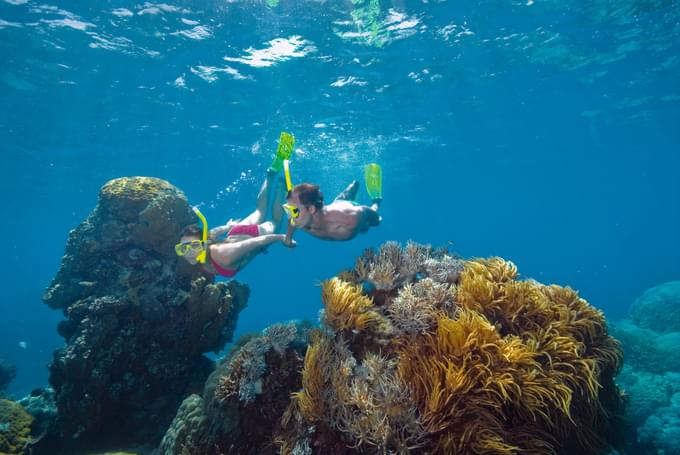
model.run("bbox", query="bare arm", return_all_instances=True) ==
[284,220,296,247]
[220,234,290,262]
[210,219,238,239]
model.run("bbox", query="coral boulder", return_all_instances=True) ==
[629,281,680,333]
[43,177,248,450]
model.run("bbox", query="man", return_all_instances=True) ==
[283,167,382,244]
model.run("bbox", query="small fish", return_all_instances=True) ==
[18,341,28,349]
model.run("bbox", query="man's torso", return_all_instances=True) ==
[303,201,367,241]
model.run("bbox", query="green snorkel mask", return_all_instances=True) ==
[174,206,209,263]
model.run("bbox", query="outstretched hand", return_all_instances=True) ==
[283,238,297,248]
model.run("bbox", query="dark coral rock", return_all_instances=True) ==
[0,359,17,394]
[42,177,249,450]
[17,387,58,453]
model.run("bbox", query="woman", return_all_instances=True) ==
[175,171,294,277]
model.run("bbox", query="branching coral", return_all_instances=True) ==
[334,352,426,451]
[264,322,300,355]
[387,278,457,334]
[290,331,425,452]
[215,321,302,404]
[161,321,312,454]
[354,241,432,291]
[424,253,465,283]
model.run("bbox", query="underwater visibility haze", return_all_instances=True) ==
[0,0,679,453]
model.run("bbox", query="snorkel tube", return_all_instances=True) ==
[282,159,297,226]
[283,159,293,193]
[192,206,209,263]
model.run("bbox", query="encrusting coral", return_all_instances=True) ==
[0,398,34,455]
[281,246,624,454]
[609,281,680,454]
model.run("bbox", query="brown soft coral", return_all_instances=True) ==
[397,310,573,453]
[321,278,386,333]
[282,248,624,455]
[291,330,334,424]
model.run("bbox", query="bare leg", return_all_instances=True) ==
[333,180,360,202]
[258,180,285,235]
[271,178,286,231]
[258,221,276,235]
[241,172,275,225]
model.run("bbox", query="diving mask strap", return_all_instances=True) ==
[192,206,209,263]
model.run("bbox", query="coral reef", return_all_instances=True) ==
[278,250,624,454]
[42,177,249,450]
[629,281,680,333]
[611,280,680,454]
[0,398,34,454]
[16,388,58,452]
[615,366,680,429]
[637,392,680,454]
[610,320,680,374]
[353,241,436,292]
[157,321,312,455]
[162,241,621,454]
[0,359,16,395]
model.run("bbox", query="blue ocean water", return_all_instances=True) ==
[0,0,678,401]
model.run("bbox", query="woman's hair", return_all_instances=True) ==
[180,224,202,239]
[292,183,324,210]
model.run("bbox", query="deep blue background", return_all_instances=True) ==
[1,0,678,397]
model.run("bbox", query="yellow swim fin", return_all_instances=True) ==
[364,163,382,200]
[269,132,295,173]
